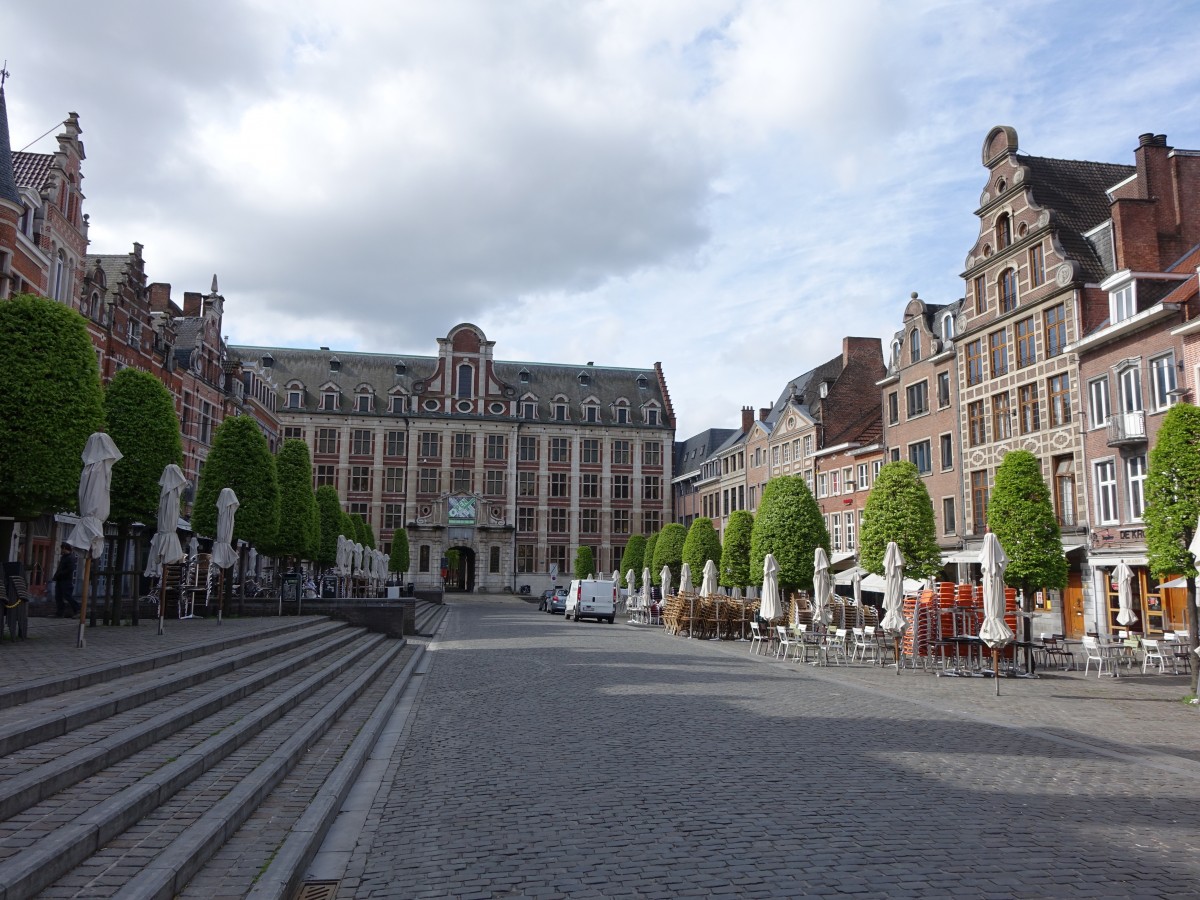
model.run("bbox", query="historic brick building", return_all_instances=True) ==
[235,323,675,593]
[672,427,735,530]
[879,293,964,551]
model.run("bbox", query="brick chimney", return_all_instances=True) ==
[741,406,754,433]
[759,407,771,422]
[182,291,203,317]
[148,282,173,313]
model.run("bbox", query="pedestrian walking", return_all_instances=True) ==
[53,543,79,617]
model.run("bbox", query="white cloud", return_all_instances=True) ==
[6,0,1200,438]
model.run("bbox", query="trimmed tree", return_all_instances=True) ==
[0,294,105,552]
[388,528,410,579]
[683,517,722,578]
[573,546,595,580]
[750,475,829,593]
[1145,402,1200,694]
[192,415,280,614]
[340,510,356,544]
[859,461,943,579]
[619,535,645,589]
[643,532,660,585]
[104,368,183,624]
[652,523,686,588]
[362,519,376,550]
[350,514,369,547]
[720,510,754,589]
[275,439,319,603]
[988,450,1068,673]
[314,485,342,570]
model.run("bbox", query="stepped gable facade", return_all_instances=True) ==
[234,323,675,593]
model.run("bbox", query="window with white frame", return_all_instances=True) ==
[1118,365,1143,413]
[909,439,932,475]
[356,391,372,413]
[1088,377,1110,429]
[817,473,827,497]
[844,511,855,551]
[322,389,339,410]
[287,388,304,408]
[940,433,953,470]
[831,515,842,552]
[1094,460,1118,525]
[830,469,841,494]
[843,467,853,492]
[803,435,813,457]
[1110,283,1136,323]
[1150,353,1177,410]
[857,463,868,490]
[872,460,882,481]
[1127,455,1147,521]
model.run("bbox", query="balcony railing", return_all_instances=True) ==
[1106,411,1146,446]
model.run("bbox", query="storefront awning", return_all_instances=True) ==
[942,550,980,564]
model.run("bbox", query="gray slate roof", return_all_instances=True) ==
[233,344,668,426]
[0,89,19,205]
[673,428,736,476]
[762,355,843,428]
[1019,154,1135,283]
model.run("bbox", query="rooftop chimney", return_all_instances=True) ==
[741,406,754,433]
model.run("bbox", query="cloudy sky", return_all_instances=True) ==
[8,1,1200,437]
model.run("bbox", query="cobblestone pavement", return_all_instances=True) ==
[346,598,1200,899]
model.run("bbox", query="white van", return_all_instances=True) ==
[564,578,617,623]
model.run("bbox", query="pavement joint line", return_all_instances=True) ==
[694,631,1200,781]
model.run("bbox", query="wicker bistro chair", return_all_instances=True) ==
[674,591,700,637]
[661,595,684,635]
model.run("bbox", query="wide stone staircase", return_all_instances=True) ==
[0,616,427,899]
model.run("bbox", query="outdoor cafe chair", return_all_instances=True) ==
[821,628,849,666]
[1082,636,1116,678]
[851,627,876,664]
[1141,638,1168,675]
[775,625,794,660]
[1168,632,1193,674]
[749,621,769,655]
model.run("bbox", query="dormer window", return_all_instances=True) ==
[553,396,569,421]
[819,382,829,399]
[521,399,537,420]
[389,393,408,414]
[891,339,901,367]
[909,329,921,363]
[356,392,373,413]
[646,407,660,426]
[322,389,340,410]
[519,368,530,384]
[329,357,341,373]
[636,375,649,390]
[287,388,304,409]
[614,402,629,424]
[394,361,406,376]
[578,372,590,387]
[261,353,274,368]
[1111,282,1136,323]
[941,315,955,342]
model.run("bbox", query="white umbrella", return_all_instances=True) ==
[811,548,833,627]
[881,542,907,673]
[145,465,188,635]
[336,535,348,576]
[700,559,721,640]
[625,568,638,612]
[247,547,258,578]
[760,553,783,622]
[731,585,748,641]
[353,542,364,577]
[640,568,652,623]
[207,488,239,625]
[611,568,620,586]
[67,432,123,648]
[1113,561,1136,628]
[660,565,673,602]
[144,464,187,576]
[679,563,694,595]
[852,567,863,627]
[979,532,1013,694]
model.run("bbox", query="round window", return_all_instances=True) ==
[423,399,439,411]
[457,400,473,413]
[489,402,506,415]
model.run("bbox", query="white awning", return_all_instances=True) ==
[942,550,980,564]
[1160,576,1191,590]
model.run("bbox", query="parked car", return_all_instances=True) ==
[538,588,556,611]
[548,586,568,614]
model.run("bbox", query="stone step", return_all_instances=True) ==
[0,618,348,757]
[0,617,327,711]
[0,629,391,899]
[413,601,448,636]
[0,623,360,822]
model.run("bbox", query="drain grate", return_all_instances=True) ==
[295,879,340,900]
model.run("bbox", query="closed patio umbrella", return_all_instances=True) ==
[678,563,695,636]
[67,432,123,648]
[760,553,783,623]
[659,565,672,622]
[641,568,652,623]
[625,568,638,613]
[207,488,240,625]
[144,465,188,634]
[701,559,721,640]
[1114,561,1136,628]
[881,542,906,673]
[1190,518,1200,659]
[979,532,1013,695]
[811,548,833,627]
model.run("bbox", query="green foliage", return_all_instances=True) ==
[643,532,659,584]
[191,415,279,547]
[362,519,376,549]
[720,510,754,587]
[340,510,355,543]
[618,535,645,588]
[0,294,105,519]
[275,439,318,560]
[652,523,687,587]
[104,368,183,527]
[1146,403,1200,580]
[573,546,595,580]
[750,476,829,591]
[859,461,943,579]
[388,528,410,574]
[682,518,722,576]
[315,486,342,568]
[350,514,368,547]
[987,450,1068,592]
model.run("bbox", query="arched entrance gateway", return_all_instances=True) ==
[444,546,476,593]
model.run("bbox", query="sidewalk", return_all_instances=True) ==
[703,634,1200,774]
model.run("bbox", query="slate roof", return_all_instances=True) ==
[173,319,204,368]
[233,344,669,425]
[761,355,843,428]
[0,88,20,205]
[1018,154,1135,283]
[673,428,736,477]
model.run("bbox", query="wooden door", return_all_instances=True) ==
[1063,571,1085,639]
